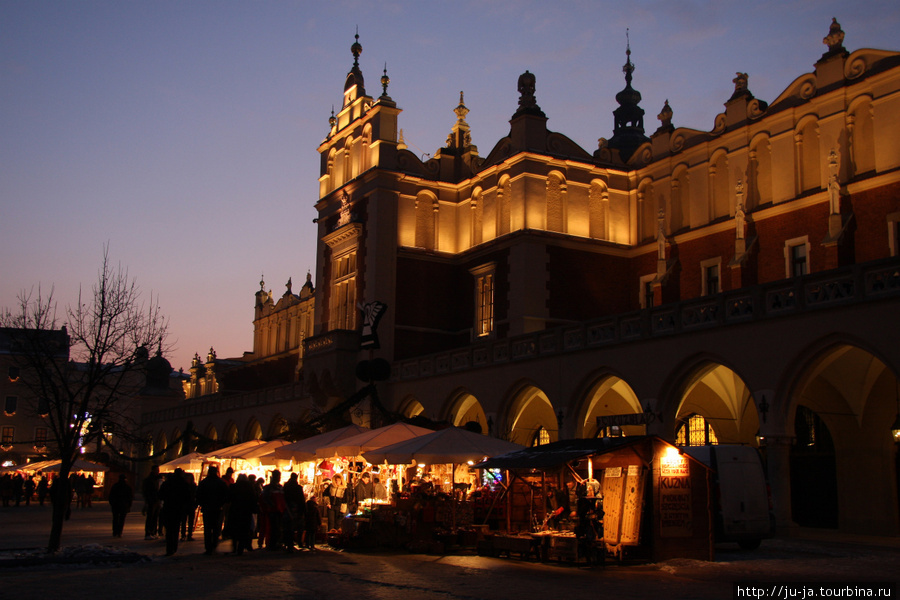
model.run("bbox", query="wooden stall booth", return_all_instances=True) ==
[476,436,714,563]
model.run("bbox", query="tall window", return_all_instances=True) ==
[675,414,719,446]
[34,427,48,448]
[470,263,496,338]
[706,265,719,295]
[4,396,16,416]
[1,427,13,445]
[701,258,721,296]
[330,251,357,331]
[889,216,900,257]
[640,274,656,309]
[531,426,550,447]
[785,238,809,278]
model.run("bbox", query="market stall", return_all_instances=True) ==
[476,436,714,563]
[337,427,526,552]
[273,424,369,464]
[199,439,289,481]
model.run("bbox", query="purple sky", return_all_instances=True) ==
[2,1,897,373]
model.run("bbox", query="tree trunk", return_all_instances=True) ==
[48,471,71,553]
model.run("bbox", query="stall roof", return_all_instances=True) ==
[315,422,434,458]
[475,436,656,470]
[362,427,525,465]
[272,424,369,462]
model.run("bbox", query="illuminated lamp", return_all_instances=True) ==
[892,385,900,443]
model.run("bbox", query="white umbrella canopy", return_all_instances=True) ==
[199,440,268,460]
[158,451,205,473]
[233,439,290,461]
[315,423,434,458]
[272,424,370,462]
[363,427,526,465]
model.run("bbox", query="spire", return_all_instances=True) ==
[377,62,396,107]
[381,63,390,97]
[608,29,649,162]
[445,91,474,151]
[343,30,366,106]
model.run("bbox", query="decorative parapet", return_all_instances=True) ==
[141,382,305,426]
[394,257,900,382]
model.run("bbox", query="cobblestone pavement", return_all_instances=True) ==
[2,503,898,600]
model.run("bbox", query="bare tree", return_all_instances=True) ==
[0,247,169,552]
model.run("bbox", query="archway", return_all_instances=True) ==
[169,428,182,460]
[787,344,899,534]
[446,392,488,434]
[245,419,263,442]
[223,422,239,446]
[505,385,558,446]
[398,396,425,419]
[673,363,759,446]
[577,375,643,438]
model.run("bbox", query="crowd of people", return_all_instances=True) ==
[138,465,359,557]
[0,471,95,508]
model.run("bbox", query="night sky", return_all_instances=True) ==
[2,1,897,371]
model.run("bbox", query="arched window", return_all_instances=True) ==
[638,179,656,241]
[848,99,875,176]
[497,175,511,237]
[748,136,772,210]
[589,180,609,240]
[415,191,437,250]
[797,120,821,193]
[710,152,730,220]
[546,172,567,233]
[675,414,719,446]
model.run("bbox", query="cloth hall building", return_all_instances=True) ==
[142,20,900,537]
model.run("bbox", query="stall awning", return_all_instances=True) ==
[272,424,370,462]
[474,436,650,470]
[315,422,434,458]
[362,426,525,465]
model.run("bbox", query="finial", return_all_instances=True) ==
[286,277,293,293]
[623,28,634,83]
[657,99,673,128]
[328,106,336,128]
[351,28,362,67]
[454,90,469,123]
[823,17,846,55]
[381,62,390,96]
[260,274,265,291]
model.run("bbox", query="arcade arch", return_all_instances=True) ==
[786,343,899,534]
[576,375,643,438]
[170,428,182,460]
[398,396,425,419]
[245,419,263,442]
[504,385,558,447]
[223,422,239,445]
[673,362,759,446]
[446,392,488,434]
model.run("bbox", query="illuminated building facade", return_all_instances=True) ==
[148,21,900,536]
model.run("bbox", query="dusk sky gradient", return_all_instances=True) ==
[2,1,897,373]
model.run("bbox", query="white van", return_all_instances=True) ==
[682,444,775,549]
